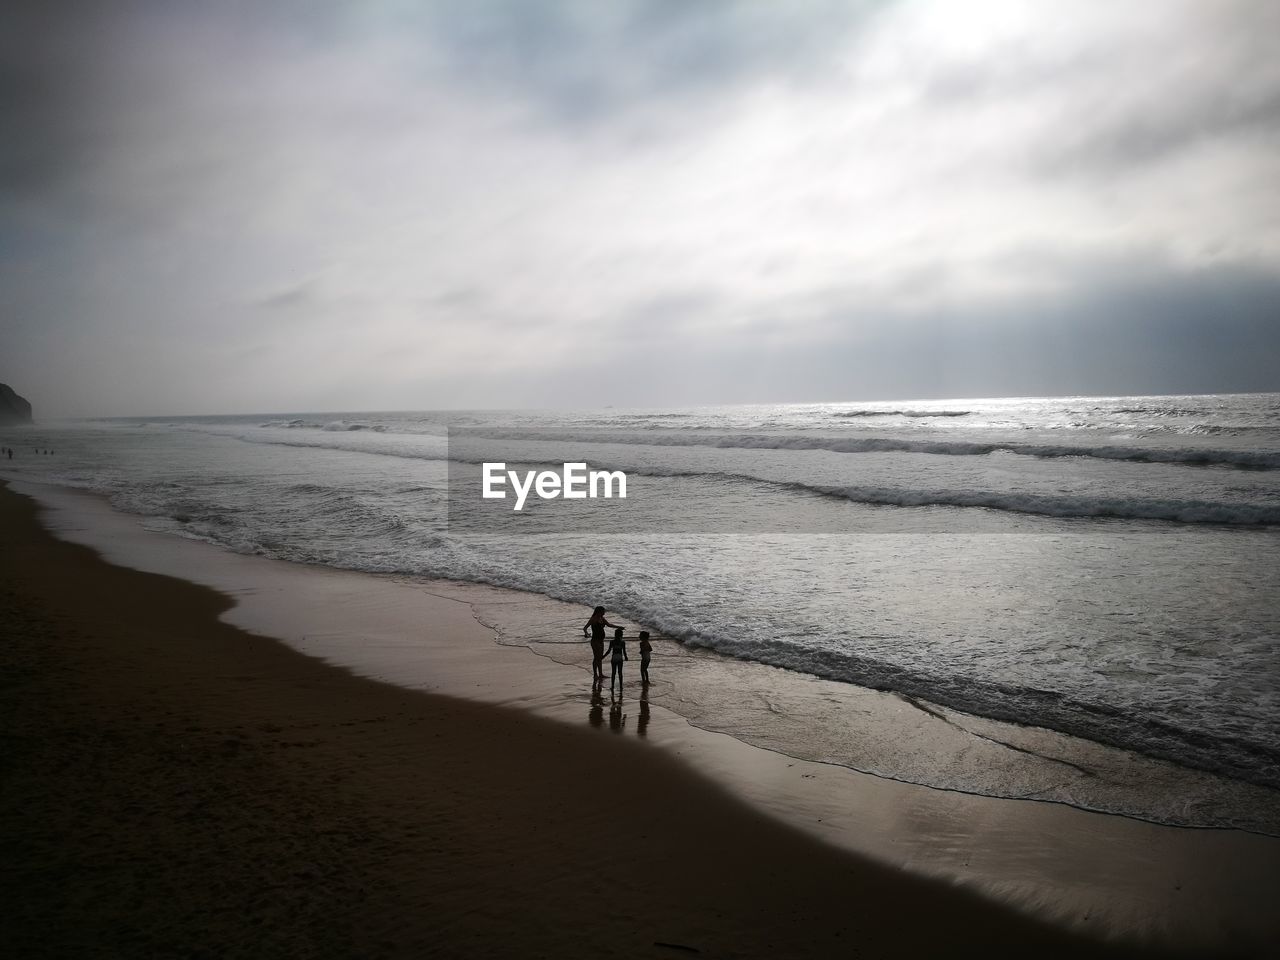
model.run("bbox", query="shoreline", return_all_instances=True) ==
[469,581,1280,838]
[14,475,1279,839]
[4,478,1280,954]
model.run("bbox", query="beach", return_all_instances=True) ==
[4,477,1235,957]
[6,2,1277,952]
[8,0,1280,953]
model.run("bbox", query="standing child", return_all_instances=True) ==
[638,631,652,685]
[605,627,628,692]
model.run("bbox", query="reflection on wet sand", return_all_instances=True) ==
[589,685,604,728]
[589,680,651,738]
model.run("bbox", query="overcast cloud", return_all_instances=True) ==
[2,0,1278,416]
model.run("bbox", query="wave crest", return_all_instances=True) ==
[488,430,1280,470]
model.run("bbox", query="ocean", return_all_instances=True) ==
[5,393,1279,833]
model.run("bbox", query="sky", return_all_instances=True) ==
[3,0,1279,417]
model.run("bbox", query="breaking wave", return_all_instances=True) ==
[475,431,1280,470]
[606,464,1280,526]
[804,484,1280,526]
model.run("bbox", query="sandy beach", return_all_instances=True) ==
[7,0,1279,955]
[1,480,1206,958]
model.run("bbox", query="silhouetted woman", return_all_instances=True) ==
[583,606,620,683]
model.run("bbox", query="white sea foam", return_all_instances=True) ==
[807,484,1280,525]
[322,420,386,432]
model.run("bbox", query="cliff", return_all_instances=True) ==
[0,383,33,425]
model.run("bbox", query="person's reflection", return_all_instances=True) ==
[608,694,625,733]
[588,685,604,728]
[638,688,650,738]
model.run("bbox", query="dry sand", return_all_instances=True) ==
[0,481,1238,957]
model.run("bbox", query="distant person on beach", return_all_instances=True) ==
[583,606,620,682]
[639,631,652,685]
[605,627,628,692]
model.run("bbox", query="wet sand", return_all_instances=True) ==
[0,479,1268,957]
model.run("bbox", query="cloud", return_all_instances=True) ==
[563,256,1280,407]
[1035,6,1280,175]
[408,1,884,123]
[2,1,1278,416]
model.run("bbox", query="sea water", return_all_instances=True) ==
[5,394,1278,831]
